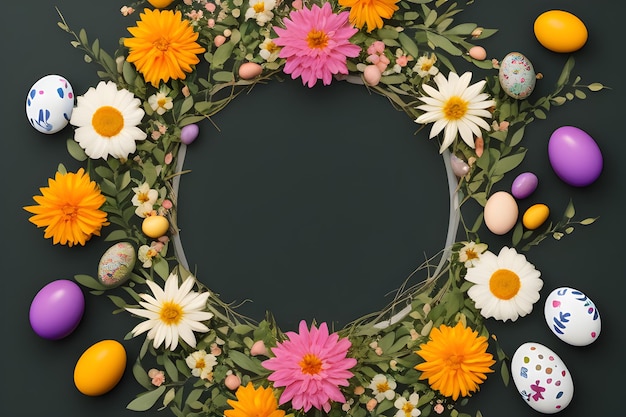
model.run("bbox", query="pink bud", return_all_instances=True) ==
[250,340,268,356]
[214,35,226,47]
[363,65,382,86]
[224,373,241,390]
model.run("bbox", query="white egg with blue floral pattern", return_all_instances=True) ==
[511,342,574,414]
[498,52,536,99]
[544,287,601,346]
[25,74,74,134]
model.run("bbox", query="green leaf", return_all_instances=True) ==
[398,32,419,58]
[556,56,575,87]
[126,386,166,411]
[212,42,235,68]
[587,82,605,92]
[443,23,477,35]
[492,150,526,176]
[511,222,523,248]
[501,361,510,386]
[74,274,107,290]
[179,96,194,116]
[228,350,267,375]
[424,9,437,27]
[508,126,525,147]
[105,229,129,242]
[66,138,87,161]
[132,360,152,390]
[153,258,170,280]
[580,217,597,225]
[213,71,235,82]
[564,200,575,219]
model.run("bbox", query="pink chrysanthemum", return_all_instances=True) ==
[262,320,357,412]
[273,2,360,87]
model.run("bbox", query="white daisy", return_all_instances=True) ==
[458,241,488,268]
[394,392,421,417]
[415,71,495,153]
[368,374,397,402]
[125,273,214,350]
[464,246,543,322]
[185,349,218,380]
[70,81,147,160]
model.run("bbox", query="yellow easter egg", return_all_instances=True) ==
[523,203,550,230]
[534,10,588,53]
[74,340,126,396]
[147,0,174,8]
[142,215,170,238]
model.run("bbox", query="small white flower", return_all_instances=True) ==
[458,241,488,268]
[185,350,218,380]
[245,0,276,26]
[394,392,421,417]
[132,182,158,206]
[413,53,439,78]
[465,246,543,322]
[259,37,280,62]
[415,71,495,153]
[368,374,397,402]
[125,273,214,350]
[148,89,174,115]
[138,244,158,268]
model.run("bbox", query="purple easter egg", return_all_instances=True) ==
[511,172,538,199]
[29,279,85,340]
[180,123,199,145]
[548,126,602,187]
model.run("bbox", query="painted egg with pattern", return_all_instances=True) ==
[498,52,536,99]
[74,340,127,396]
[97,242,136,288]
[25,74,74,134]
[544,287,601,346]
[511,342,574,413]
[534,10,588,53]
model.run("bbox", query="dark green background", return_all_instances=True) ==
[2,1,624,416]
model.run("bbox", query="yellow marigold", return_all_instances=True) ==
[123,8,205,86]
[414,321,495,400]
[225,382,285,417]
[24,168,108,247]
[338,0,400,32]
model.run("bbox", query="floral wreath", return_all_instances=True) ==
[23,1,606,416]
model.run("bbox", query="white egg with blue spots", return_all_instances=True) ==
[498,52,536,99]
[544,287,601,346]
[511,342,574,414]
[25,74,74,134]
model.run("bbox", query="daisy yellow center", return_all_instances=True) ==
[299,353,323,375]
[307,29,328,49]
[253,2,265,12]
[160,301,183,325]
[92,106,124,138]
[443,96,468,120]
[489,269,521,300]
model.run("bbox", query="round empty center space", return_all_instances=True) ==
[177,78,449,330]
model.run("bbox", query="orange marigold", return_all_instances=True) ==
[338,0,400,32]
[415,321,495,400]
[124,8,205,86]
[24,168,109,247]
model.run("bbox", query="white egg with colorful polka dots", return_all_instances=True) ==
[25,74,74,134]
[511,342,574,414]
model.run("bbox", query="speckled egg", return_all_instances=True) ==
[484,191,519,235]
[74,340,126,396]
[498,52,536,99]
[534,10,588,53]
[544,287,601,346]
[25,74,74,134]
[523,203,550,230]
[511,342,574,413]
[29,279,85,340]
[97,242,136,288]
